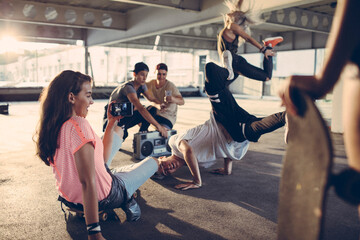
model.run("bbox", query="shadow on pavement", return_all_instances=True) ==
[65,190,227,240]
[152,150,283,223]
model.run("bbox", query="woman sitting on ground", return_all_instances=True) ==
[35,70,160,240]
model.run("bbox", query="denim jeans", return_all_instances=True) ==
[112,156,158,199]
[106,132,123,167]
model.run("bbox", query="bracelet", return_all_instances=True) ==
[260,46,266,54]
[87,222,101,235]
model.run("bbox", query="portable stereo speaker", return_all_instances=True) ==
[132,130,177,160]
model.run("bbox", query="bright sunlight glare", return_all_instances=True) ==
[0,35,19,53]
[0,35,60,54]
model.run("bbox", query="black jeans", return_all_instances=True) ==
[103,104,157,140]
[231,50,273,81]
[146,106,173,129]
[205,62,285,142]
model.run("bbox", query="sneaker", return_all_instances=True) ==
[222,50,234,80]
[263,36,283,48]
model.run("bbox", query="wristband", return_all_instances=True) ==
[87,222,101,235]
[260,46,266,54]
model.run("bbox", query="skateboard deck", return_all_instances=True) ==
[66,207,109,221]
[277,90,333,240]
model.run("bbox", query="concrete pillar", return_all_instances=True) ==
[331,75,344,133]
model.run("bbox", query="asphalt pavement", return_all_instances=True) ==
[0,96,358,240]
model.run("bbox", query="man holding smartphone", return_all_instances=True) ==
[146,63,185,130]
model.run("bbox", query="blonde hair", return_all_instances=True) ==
[217,0,260,58]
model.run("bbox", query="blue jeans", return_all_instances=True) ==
[112,157,158,199]
[100,157,158,221]
[59,157,158,222]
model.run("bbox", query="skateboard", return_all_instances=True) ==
[65,206,109,221]
[59,191,140,222]
[58,195,110,222]
[277,90,333,240]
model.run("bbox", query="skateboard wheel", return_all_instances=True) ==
[100,212,108,221]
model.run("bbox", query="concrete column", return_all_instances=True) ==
[331,75,344,133]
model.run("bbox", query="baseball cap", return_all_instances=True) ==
[133,62,149,73]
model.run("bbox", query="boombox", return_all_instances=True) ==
[133,130,177,160]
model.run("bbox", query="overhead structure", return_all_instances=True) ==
[0,0,337,51]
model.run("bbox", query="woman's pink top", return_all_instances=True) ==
[52,116,112,204]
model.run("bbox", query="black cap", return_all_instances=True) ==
[133,62,149,74]
[156,63,168,71]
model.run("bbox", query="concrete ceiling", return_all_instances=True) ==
[0,0,337,52]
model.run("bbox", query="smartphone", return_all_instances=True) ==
[110,102,133,117]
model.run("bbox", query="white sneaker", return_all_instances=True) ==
[222,50,234,80]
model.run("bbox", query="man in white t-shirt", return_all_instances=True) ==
[155,111,250,190]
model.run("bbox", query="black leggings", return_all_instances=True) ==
[231,50,273,81]
[205,62,285,142]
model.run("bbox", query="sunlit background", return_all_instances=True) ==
[0,34,326,98]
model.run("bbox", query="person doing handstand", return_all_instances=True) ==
[156,62,286,190]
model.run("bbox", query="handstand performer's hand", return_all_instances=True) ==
[174,181,202,191]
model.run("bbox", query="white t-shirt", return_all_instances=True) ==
[168,112,250,168]
[146,79,181,125]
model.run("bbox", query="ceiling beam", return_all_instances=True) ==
[0,0,126,31]
[0,21,84,43]
[86,0,329,47]
[87,0,225,46]
[262,7,333,34]
[110,0,201,11]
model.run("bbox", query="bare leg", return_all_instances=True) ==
[342,65,360,216]
[343,67,360,171]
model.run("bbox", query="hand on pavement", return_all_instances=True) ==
[174,181,202,191]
